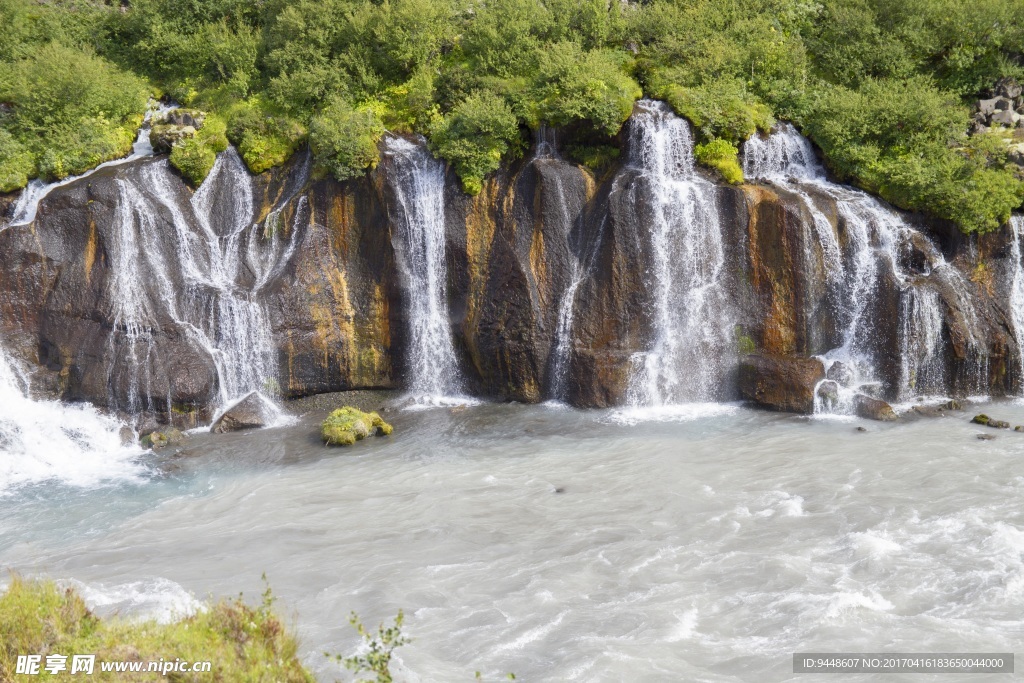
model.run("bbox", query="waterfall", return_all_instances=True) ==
[0,347,144,493]
[744,124,986,410]
[383,136,467,403]
[624,100,735,407]
[1009,215,1024,385]
[105,149,304,421]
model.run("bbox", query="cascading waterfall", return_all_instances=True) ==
[1009,215,1024,384]
[744,124,986,411]
[383,136,466,403]
[0,348,144,493]
[624,100,735,407]
[105,149,305,420]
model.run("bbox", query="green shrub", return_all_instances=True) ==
[309,98,386,181]
[661,79,775,144]
[429,90,520,195]
[0,576,315,682]
[170,113,228,185]
[530,43,641,136]
[695,138,744,184]
[800,76,1024,232]
[227,99,306,174]
[0,130,34,193]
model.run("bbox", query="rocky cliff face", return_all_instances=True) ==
[0,104,1021,424]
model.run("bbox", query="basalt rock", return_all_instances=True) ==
[211,392,276,433]
[140,426,185,449]
[853,394,898,421]
[971,414,1010,429]
[738,353,825,414]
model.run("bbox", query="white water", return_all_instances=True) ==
[624,101,735,407]
[105,149,305,418]
[1009,215,1024,383]
[744,125,986,410]
[0,347,145,493]
[6,101,175,228]
[4,403,1024,681]
[383,137,468,404]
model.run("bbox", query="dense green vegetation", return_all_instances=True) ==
[0,577,314,681]
[0,0,1022,231]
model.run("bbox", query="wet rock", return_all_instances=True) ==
[738,354,825,414]
[118,426,136,446]
[977,433,997,441]
[942,399,963,411]
[321,406,393,446]
[911,405,946,418]
[816,380,840,410]
[855,426,867,432]
[1015,425,1024,432]
[140,427,184,449]
[853,394,897,421]
[825,361,853,387]
[211,392,275,433]
[971,414,1009,429]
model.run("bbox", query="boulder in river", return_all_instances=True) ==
[321,406,393,446]
[140,427,185,449]
[211,392,275,434]
[970,414,1009,429]
[738,354,825,414]
[825,361,853,387]
[853,394,897,421]
[816,380,840,410]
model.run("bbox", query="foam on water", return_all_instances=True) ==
[0,350,145,494]
[66,578,203,624]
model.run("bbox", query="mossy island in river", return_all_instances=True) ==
[321,407,393,446]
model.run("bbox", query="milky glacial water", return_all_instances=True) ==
[1,402,1023,682]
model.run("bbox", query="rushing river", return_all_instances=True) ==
[2,400,1023,681]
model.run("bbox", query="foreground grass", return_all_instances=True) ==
[0,577,315,681]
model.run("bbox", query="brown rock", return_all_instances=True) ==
[738,353,825,414]
[210,392,275,433]
[853,394,898,421]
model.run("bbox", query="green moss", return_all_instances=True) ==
[169,113,228,185]
[734,325,756,355]
[567,144,620,175]
[695,138,744,184]
[0,577,315,682]
[321,406,393,446]
[227,99,306,174]
[660,79,775,144]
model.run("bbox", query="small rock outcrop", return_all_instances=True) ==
[738,353,825,414]
[971,79,1024,134]
[321,407,393,446]
[971,414,1010,429]
[853,394,898,421]
[210,392,275,433]
[150,108,207,154]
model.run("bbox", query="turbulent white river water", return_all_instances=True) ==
[2,401,1023,681]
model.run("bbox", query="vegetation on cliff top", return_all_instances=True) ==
[0,0,1022,231]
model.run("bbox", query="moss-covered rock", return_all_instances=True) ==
[972,414,1009,428]
[321,406,393,446]
[140,427,185,449]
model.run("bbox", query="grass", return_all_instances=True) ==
[0,576,315,681]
